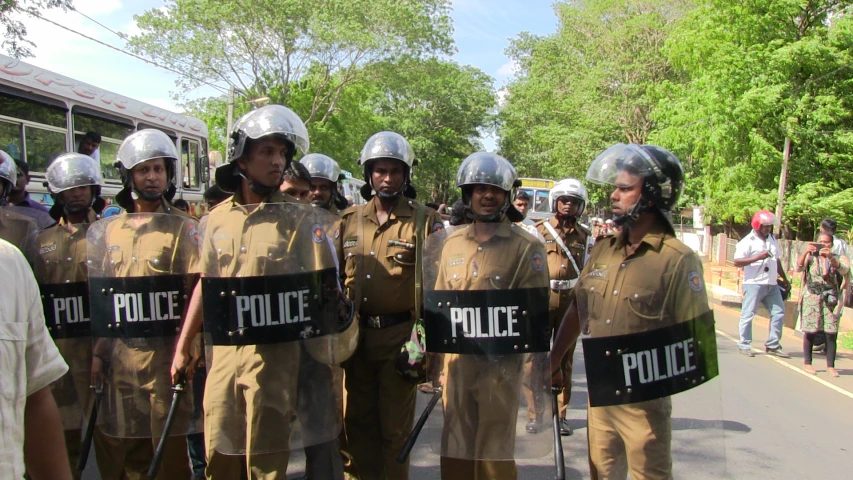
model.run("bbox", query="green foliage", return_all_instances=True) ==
[653,0,853,235]
[1,0,72,57]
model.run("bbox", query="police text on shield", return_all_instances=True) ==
[235,290,312,329]
[113,291,181,323]
[450,306,520,338]
[53,296,90,325]
[622,339,697,387]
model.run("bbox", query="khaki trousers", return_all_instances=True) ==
[439,354,522,480]
[344,320,416,480]
[587,398,673,480]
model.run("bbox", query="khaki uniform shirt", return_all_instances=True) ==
[338,197,442,316]
[33,210,99,284]
[201,190,334,278]
[535,217,590,312]
[574,222,709,338]
[103,203,198,277]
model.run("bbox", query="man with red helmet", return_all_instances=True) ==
[733,210,791,357]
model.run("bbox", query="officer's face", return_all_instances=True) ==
[130,158,168,195]
[513,198,529,216]
[556,196,580,217]
[471,185,507,216]
[281,178,310,201]
[309,177,334,206]
[240,138,289,187]
[371,159,405,195]
[610,171,642,216]
[58,185,93,210]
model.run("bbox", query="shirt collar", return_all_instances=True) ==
[617,221,668,253]
[363,196,414,224]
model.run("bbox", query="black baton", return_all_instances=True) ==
[397,387,442,463]
[147,374,186,478]
[552,386,565,480]
[77,382,104,472]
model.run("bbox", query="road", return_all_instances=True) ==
[82,303,853,479]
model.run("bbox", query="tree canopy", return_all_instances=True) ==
[1,0,72,57]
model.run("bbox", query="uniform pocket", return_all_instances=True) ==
[0,321,27,399]
[578,278,607,322]
[624,286,663,320]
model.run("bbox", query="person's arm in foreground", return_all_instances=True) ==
[24,386,72,480]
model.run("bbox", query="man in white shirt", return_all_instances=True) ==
[733,210,791,358]
[0,238,72,479]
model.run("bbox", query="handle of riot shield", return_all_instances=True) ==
[551,386,565,480]
[148,372,187,479]
[396,386,442,464]
[77,381,104,472]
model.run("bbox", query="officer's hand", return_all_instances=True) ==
[172,350,191,385]
[91,356,106,386]
[551,367,564,389]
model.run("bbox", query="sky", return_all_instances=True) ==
[9,0,560,150]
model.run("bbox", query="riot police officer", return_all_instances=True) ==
[337,131,442,479]
[89,129,197,480]
[0,150,38,248]
[300,153,349,214]
[172,104,355,479]
[526,178,591,436]
[31,153,105,478]
[428,152,550,479]
[551,144,714,480]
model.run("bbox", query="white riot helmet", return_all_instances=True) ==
[358,132,416,200]
[115,129,179,208]
[549,178,587,217]
[0,150,16,203]
[300,153,348,210]
[456,152,523,223]
[218,105,310,194]
[46,153,105,217]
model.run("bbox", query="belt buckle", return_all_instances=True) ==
[368,316,381,328]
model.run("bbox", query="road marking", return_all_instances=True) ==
[715,328,853,401]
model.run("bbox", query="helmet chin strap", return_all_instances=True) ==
[239,171,281,198]
[371,177,406,200]
[132,188,164,202]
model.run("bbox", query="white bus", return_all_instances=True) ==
[0,54,210,217]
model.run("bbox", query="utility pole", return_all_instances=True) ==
[226,85,235,143]
[774,136,792,237]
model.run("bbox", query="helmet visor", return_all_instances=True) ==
[359,132,415,167]
[456,152,517,191]
[47,153,102,193]
[300,154,341,183]
[117,130,179,170]
[585,144,661,187]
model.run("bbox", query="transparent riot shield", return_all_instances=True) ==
[0,205,39,257]
[423,223,553,461]
[32,221,93,431]
[578,261,724,478]
[200,203,352,456]
[87,213,201,439]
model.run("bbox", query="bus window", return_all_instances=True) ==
[534,190,550,212]
[181,138,200,189]
[73,109,134,182]
[0,93,67,172]
[0,121,22,161]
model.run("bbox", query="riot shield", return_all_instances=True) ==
[578,262,724,478]
[200,202,351,456]
[87,213,200,439]
[32,221,93,431]
[0,205,38,258]
[423,223,553,461]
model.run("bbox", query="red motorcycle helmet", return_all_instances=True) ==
[751,210,777,230]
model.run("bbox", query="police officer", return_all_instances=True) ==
[525,178,591,436]
[31,153,105,479]
[551,144,710,479]
[0,150,38,248]
[301,153,349,214]
[90,129,196,480]
[337,131,441,479]
[280,160,312,201]
[172,104,353,479]
[433,152,549,479]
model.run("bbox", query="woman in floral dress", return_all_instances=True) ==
[796,233,848,377]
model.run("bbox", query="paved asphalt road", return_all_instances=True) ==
[82,303,853,479]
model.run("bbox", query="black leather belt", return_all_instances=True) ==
[361,311,411,329]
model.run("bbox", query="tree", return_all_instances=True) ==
[499,0,694,209]
[129,0,454,124]
[1,0,72,57]
[653,0,853,236]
